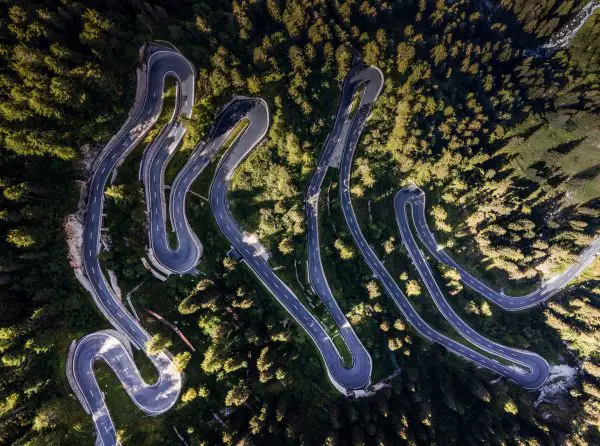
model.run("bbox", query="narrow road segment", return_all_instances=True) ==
[397,185,600,311]
[69,44,194,446]
[334,65,549,389]
[209,98,374,393]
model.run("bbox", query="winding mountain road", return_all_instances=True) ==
[209,98,374,392]
[330,66,550,389]
[397,186,600,310]
[69,7,600,439]
[141,97,251,276]
[68,45,196,446]
[69,44,374,446]
[304,65,377,391]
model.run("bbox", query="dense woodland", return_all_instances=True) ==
[1,0,600,445]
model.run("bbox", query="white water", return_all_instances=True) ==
[525,0,600,57]
[540,0,600,52]
[535,364,579,406]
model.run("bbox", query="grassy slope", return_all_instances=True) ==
[508,110,600,207]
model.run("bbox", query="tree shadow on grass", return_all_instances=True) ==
[570,163,600,182]
[550,136,588,155]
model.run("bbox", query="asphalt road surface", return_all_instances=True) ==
[209,97,375,393]
[68,44,202,446]
[70,44,376,446]
[397,185,600,311]
[141,99,246,275]
[304,64,377,391]
[71,29,600,443]
[334,66,550,389]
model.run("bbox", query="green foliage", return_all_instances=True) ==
[173,351,192,372]
[2,0,600,445]
[145,333,172,356]
[503,399,519,415]
[0,392,19,418]
[6,228,35,248]
[2,182,28,201]
[334,238,355,260]
[405,280,422,297]
[105,184,127,202]
[224,380,250,407]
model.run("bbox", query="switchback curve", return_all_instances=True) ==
[397,185,600,311]
[335,65,549,389]
[68,44,194,446]
[68,45,375,446]
[209,98,374,393]
[68,14,600,439]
